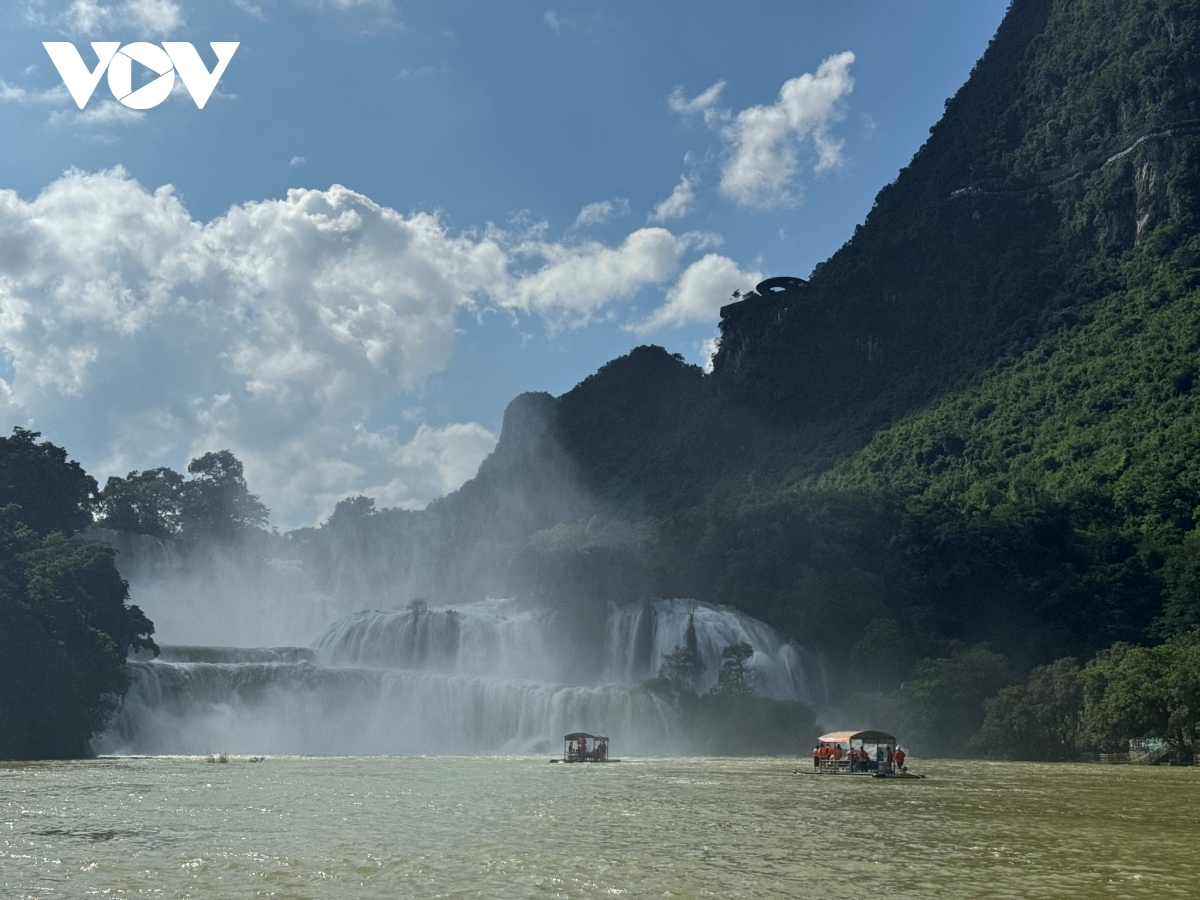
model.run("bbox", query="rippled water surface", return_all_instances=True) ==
[3,756,1199,898]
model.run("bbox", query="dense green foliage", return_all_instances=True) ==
[0,427,97,537]
[0,431,156,759]
[98,449,269,544]
[975,632,1200,761]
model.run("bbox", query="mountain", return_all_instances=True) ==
[295,0,1200,688]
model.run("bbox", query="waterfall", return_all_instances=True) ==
[95,658,672,756]
[314,599,565,681]
[604,599,829,701]
[99,598,826,755]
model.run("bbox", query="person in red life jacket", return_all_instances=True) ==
[813,746,820,768]
[894,747,907,772]
[832,744,843,764]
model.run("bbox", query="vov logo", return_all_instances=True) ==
[43,42,239,110]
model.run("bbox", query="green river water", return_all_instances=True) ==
[2,756,1198,898]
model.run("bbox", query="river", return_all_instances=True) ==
[3,756,1198,898]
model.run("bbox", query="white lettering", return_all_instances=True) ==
[162,43,240,110]
[41,40,240,111]
[42,42,121,109]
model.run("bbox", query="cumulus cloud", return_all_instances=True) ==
[648,174,696,222]
[0,168,508,526]
[668,80,725,117]
[572,197,629,229]
[629,253,761,333]
[356,422,498,509]
[0,168,745,524]
[504,227,717,328]
[718,52,855,209]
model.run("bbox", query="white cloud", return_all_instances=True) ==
[648,174,696,222]
[0,79,68,106]
[290,155,307,167]
[123,0,184,32]
[543,7,605,39]
[0,169,747,524]
[0,168,507,526]
[2,73,146,128]
[49,99,145,126]
[668,80,725,116]
[356,422,497,509]
[572,197,629,229]
[718,52,855,209]
[22,0,184,35]
[503,228,716,328]
[629,253,761,333]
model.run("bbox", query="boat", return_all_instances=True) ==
[550,732,620,763]
[792,730,924,779]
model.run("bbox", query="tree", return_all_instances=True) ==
[653,613,705,701]
[0,428,96,536]
[0,505,157,760]
[900,645,1014,757]
[973,657,1085,760]
[850,618,918,691]
[326,495,377,530]
[179,451,269,541]
[714,641,755,697]
[97,467,185,538]
[1082,635,1200,761]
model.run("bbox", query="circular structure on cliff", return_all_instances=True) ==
[755,276,807,296]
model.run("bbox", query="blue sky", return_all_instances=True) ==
[0,0,1009,526]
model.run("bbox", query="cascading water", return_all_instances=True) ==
[604,599,829,701]
[97,598,826,756]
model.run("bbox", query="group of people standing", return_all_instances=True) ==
[570,736,608,761]
[812,743,906,774]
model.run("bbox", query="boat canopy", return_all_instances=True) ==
[818,730,897,745]
[564,732,608,741]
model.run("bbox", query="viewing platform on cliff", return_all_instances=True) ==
[719,276,808,319]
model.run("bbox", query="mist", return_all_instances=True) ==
[87,388,827,757]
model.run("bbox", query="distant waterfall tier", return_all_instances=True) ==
[96,660,673,756]
[314,598,826,703]
[314,599,563,681]
[604,599,827,702]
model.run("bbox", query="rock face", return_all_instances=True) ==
[709,0,1200,424]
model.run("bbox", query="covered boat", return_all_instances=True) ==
[797,730,922,778]
[553,732,619,763]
